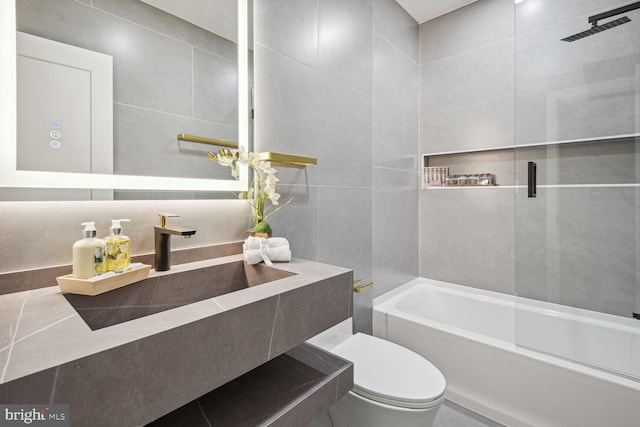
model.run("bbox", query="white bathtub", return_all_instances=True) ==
[373,278,640,427]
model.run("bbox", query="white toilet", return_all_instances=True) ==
[326,333,446,427]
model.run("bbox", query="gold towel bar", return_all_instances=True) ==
[177,133,238,149]
[353,280,374,293]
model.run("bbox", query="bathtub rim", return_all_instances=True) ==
[373,277,640,393]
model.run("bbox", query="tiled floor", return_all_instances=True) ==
[435,400,505,427]
[311,399,504,427]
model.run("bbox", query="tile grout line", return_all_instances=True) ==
[113,101,235,129]
[256,42,373,100]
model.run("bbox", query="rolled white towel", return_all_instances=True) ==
[266,246,291,262]
[244,236,267,250]
[267,237,290,248]
[243,248,264,265]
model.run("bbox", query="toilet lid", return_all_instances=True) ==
[331,333,446,409]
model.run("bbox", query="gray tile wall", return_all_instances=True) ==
[17,0,237,181]
[255,0,420,332]
[515,0,640,146]
[372,0,420,299]
[0,200,252,276]
[419,0,515,294]
[420,0,640,318]
[514,0,640,317]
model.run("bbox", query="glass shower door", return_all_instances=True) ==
[514,0,640,379]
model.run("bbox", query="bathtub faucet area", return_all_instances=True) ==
[154,213,196,271]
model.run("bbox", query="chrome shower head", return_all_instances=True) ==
[561,16,631,42]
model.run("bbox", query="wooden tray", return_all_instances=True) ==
[57,264,151,296]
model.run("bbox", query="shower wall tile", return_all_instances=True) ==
[254,45,372,188]
[254,0,318,69]
[373,168,419,298]
[370,0,419,304]
[515,15,640,145]
[420,0,513,65]
[515,0,636,36]
[318,187,372,285]
[420,39,514,154]
[420,189,515,295]
[373,34,419,171]
[318,0,373,95]
[373,0,419,63]
[515,187,637,317]
[514,139,638,186]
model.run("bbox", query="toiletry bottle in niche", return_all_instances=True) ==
[72,222,107,279]
[104,219,131,273]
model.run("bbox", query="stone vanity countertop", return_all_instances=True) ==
[0,255,352,385]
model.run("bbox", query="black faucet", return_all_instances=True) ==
[154,213,196,271]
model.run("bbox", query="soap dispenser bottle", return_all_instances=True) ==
[72,222,107,279]
[104,219,131,273]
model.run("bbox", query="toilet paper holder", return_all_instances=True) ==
[353,280,374,293]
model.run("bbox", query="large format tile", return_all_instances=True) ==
[254,0,319,69]
[420,0,513,64]
[435,400,505,427]
[374,0,419,63]
[515,14,640,145]
[373,167,419,297]
[17,0,193,117]
[113,104,235,179]
[516,187,638,317]
[515,0,636,36]
[255,45,372,188]
[318,187,372,282]
[373,34,419,171]
[318,0,373,95]
[267,185,320,263]
[193,47,238,126]
[420,188,515,295]
[514,139,638,187]
[421,40,514,154]
[93,0,237,61]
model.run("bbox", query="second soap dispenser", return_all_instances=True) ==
[105,219,131,272]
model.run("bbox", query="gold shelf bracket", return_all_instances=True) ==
[177,133,238,149]
[256,152,317,166]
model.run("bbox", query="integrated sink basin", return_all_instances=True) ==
[64,260,296,330]
[1,251,353,426]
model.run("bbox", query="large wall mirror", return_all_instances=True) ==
[0,0,251,200]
